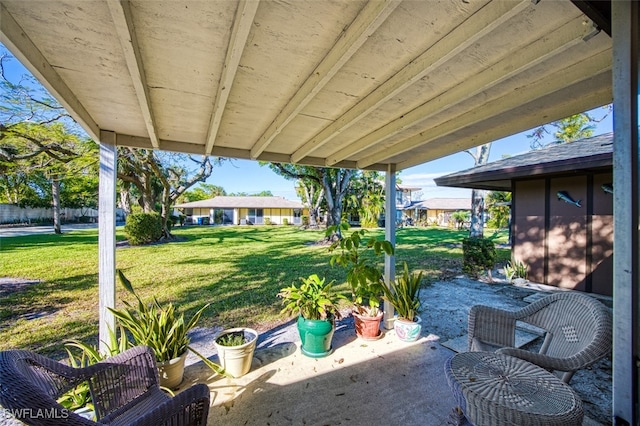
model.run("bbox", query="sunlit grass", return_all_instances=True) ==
[0,225,509,357]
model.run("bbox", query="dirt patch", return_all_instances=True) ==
[0,277,41,297]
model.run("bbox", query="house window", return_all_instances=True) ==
[248,208,263,225]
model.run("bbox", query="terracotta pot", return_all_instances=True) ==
[394,316,422,342]
[157,351,188,389]
[353,311,383,340]
[214,328,259,378]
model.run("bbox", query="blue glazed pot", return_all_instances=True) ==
[297,315,335,358]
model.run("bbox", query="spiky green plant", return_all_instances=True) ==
[380,262,423,321]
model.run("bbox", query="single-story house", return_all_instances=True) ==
[408,198,472,227]
[174,196,307,226]
[435,132,613,296]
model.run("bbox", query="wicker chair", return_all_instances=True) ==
[0,346,210,425]
[468,292,612,383]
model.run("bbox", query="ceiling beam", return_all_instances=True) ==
[397,84,611,170]
[0,3,100,141]
[107,0,160,149]
[248,0,401,159]
[325,16,592,166]
[290,0,531,164]
[205,0,260,155]
[114,133,388,171]
[358,49,611,168]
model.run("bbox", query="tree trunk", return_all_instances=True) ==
[469,189,485,238]
[160,187,173,239]
[119,184,132,217]
[51,177,62,234]
[468,143,491,238]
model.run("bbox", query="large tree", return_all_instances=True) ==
[180,183,226,203]
[117,147,219,238]
[267,164,355,230]
[465,143,491,238]
[527,111,608,149]
[346,171,385,228]
[0,52,98,232]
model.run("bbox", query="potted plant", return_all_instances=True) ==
[109,270,224,388]
[328,224,394,340]
[213,327,259,378]
[278,274,346,358]
[380,262,424,342]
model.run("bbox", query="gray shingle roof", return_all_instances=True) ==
[174,196,304,209]
[435,132,613,191]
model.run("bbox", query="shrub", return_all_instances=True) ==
[462,237,496,279]
[264,217,271,225]
[282,218,289,226]
[124,212,162,245]
[301,215,309,226]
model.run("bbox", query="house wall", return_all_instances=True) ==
[512,172,613,296]
[238,208,307,225]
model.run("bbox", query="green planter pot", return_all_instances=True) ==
[297,315,335,358]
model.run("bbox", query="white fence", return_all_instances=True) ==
[0,204,99,224]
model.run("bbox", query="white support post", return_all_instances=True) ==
[98,131,117,353]
[383,165,396,329]
[612,2,639,424]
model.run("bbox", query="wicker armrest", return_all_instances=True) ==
[126,383,210,426]
[88,346,159,421]
[468,305,518,351]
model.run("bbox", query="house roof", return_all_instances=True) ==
[434,132,613,191]
[175,196,304,209]
[411,198,471,211]
[0,1,612,171]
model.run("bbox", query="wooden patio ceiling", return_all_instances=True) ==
[0,0,612,171]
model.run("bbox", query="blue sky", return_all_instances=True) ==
[2,44,612,201]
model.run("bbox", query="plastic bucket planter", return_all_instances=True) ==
[214,328,259,378]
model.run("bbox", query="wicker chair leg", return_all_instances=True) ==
[447,406,471,425]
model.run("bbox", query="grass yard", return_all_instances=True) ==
[0,225,509,357]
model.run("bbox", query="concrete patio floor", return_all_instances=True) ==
[178,277,611,425]
[182,324,457,425]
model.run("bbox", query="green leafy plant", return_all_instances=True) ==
[327,223,394,316]
[278,274,346,321]
[504,257,528,282]
[216,331,248,347]
[58,325,130,414]
[462,237,497,280]
[380,262,423,321]
[109,270,220,371]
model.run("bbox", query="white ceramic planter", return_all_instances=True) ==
[214,328,258,378]
[394,316,422,342]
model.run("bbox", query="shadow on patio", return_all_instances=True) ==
[182,326,456,425]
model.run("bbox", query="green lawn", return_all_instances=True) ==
[0,225,509,357]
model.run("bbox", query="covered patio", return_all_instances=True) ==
[1,0,636,423]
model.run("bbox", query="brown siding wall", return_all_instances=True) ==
[513,181,546,284]
[512,172,613,296]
